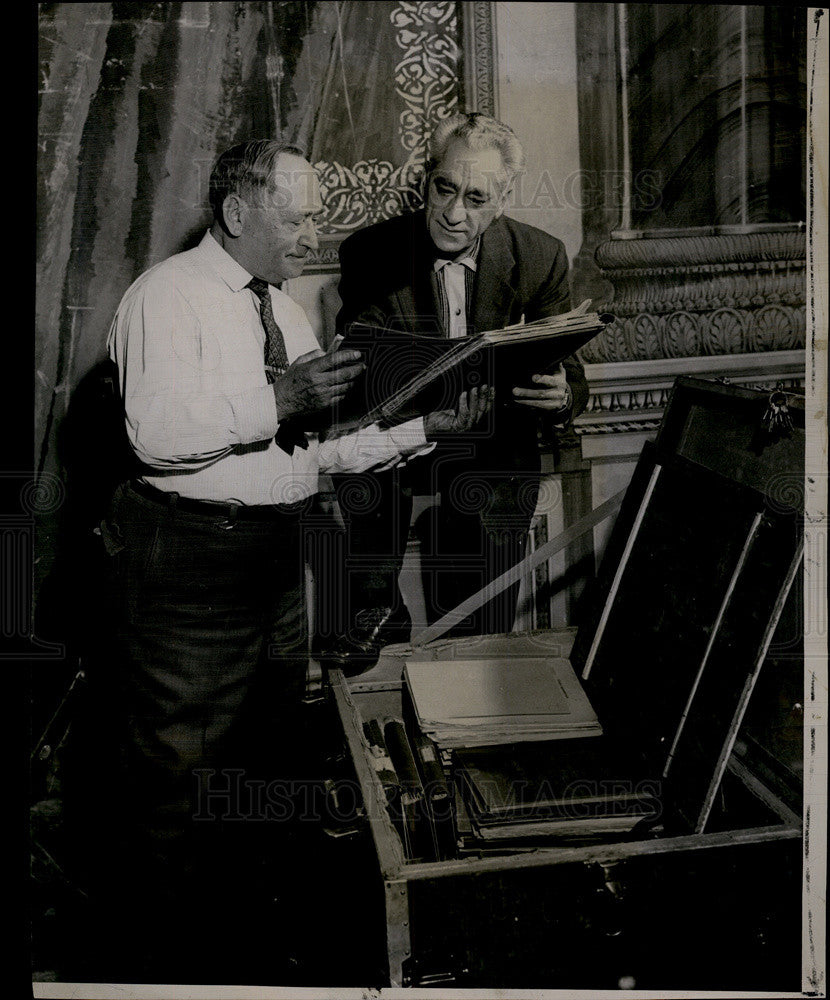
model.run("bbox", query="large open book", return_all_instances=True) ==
[326,302,612,434]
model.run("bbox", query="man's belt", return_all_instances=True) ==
[128,478,309,521]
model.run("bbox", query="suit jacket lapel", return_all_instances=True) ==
[394,214,443,335]
[471,217,519,335]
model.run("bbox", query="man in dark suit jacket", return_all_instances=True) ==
[326,113,589,660]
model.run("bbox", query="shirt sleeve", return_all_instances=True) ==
[108,273,279,471]
[318,417,436,475]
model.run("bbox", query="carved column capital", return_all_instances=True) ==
[584,230,807,364]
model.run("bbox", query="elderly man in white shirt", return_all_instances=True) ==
[84,139,491,983]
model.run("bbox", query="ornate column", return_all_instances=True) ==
[585,231,805,363]
[567,3,807,585]
[573,225,806,570]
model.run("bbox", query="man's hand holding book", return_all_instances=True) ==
[424,385,496,439]
[511,362,572,416]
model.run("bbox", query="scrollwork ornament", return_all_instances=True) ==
[514,478,542,518]
[391,1,460,155]
[533,476,563,515]
[314,159,424,234]
[268,477,315,511]
[310,2,460,241]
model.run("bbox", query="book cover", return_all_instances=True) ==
[403,655,602,748]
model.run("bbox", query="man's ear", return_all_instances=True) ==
[494,178,513,220]
[221,193,247,237]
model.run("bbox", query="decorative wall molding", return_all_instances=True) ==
[301,246,340,270]
[461,0,499,115]
[313,159,424,235]
[392,1,461,153]
[595,230,806,270]
[607,269,806,312]
[311,1,460,244]
[304,1,497,272]
[585,304,806,364]
[574,349,806,437]
[583,230,807,363]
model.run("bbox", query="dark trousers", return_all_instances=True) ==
[332,462,539,638]
[68,482,310,981]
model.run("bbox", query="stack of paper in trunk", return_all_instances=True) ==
[454,739,660,844]
[403,656,602,749]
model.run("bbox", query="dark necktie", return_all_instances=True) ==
[247,277,307,455]
[247,277,289,382]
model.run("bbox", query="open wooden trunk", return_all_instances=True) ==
[325,376,805,989]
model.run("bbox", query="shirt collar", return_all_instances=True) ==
[198,229,257,293]
[432,237,480,274]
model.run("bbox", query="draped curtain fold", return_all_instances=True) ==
[37,1,278,479]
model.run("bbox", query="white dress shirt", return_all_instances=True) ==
[433,244,478,339]
[107,231,432,505]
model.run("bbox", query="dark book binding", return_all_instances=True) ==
[454,740,660,840]
[327,311,611,433]
[409,727,456,861]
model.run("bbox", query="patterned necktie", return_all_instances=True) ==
[247,277,289,382]
[247,277,307,456]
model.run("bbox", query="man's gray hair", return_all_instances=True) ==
[426,112,526,180]
[208,139,307,219]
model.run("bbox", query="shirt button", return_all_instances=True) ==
[455,307,462,316]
